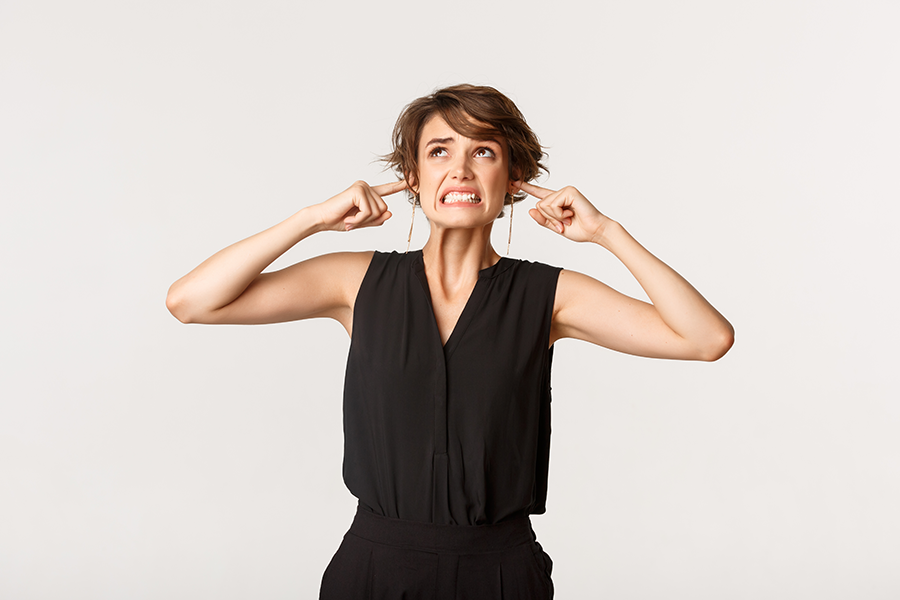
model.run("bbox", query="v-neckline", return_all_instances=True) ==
[411,250,507,355]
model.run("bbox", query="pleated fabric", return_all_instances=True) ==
[319,506,554,600]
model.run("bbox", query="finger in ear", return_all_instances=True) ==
[405,171,419,192]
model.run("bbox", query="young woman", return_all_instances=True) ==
[166,84,734,599]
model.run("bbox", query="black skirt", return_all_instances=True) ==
[320,506,554,599]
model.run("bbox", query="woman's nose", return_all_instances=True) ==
[450,155,473,179]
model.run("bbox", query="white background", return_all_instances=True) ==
[2,1,898,598]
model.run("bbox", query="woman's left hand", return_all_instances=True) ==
[517,181,611,244]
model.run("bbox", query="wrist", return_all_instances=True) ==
[590,217,621,248]
[298,204,328,234]
[280,205,328,242]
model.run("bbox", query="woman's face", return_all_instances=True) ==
[413,115,511,230]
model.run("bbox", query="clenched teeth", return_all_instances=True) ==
[441,192,481,204]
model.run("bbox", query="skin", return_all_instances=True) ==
[166,115,734,361]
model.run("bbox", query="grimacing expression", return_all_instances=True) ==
[414,115,513,230]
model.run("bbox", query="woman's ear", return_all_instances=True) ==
[509,167,523,189]
[406,172,419,194]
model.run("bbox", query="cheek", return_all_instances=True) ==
[411,167,443,194]
[487,169,510,192]
[419,169,445,193]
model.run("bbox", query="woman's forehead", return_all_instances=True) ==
[420,114,455,138]
[419,115,503,149]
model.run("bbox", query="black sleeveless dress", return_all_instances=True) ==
[342,250,562,525]
[320,250,561,599]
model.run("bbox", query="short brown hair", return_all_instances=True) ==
[383,84,547,207]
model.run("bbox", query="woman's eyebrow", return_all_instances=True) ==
[425,137,455,147]
[424,136,501,148]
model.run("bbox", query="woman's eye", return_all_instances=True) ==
[429,147,448,157]
[475,147,496,158]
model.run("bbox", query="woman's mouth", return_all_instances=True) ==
[441,192,481,204]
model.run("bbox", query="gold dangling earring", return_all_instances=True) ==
[406,197,417,254]
[506,197,514,256]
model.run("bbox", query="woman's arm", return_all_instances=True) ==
[165,180,407,330]
[519,181,734,361]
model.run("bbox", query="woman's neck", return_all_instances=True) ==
[421,223,500,285]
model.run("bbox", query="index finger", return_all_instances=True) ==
[372,179,409,197]
[517,181,555,200]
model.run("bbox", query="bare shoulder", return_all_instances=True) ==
[207,251,375,328]
[553,268,621,315]
[290,250,374,289]
[321,250,376,310]
[550,268,658,349]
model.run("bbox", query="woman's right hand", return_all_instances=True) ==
[315,179,409,232]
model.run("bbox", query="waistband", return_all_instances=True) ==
[347,506,535,553]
